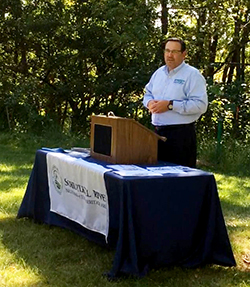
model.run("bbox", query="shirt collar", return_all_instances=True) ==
[165,61,185,75]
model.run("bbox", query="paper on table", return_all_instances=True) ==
[147,166,197,174]
[107,164,146,171]
[113,170,162,177]
[107,164,162,177]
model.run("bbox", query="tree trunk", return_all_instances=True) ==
[160,0,168,35]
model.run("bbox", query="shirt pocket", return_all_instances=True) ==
[171,80,187,99]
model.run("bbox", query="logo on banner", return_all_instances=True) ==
[51,165,63,194]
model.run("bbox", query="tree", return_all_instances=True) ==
[0,0,160,133]
[1,0,250,140]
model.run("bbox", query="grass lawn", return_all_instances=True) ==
[0,132,249,287]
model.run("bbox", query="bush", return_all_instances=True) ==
[198,136,250,175]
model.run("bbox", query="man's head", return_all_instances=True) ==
[162,38,186,71]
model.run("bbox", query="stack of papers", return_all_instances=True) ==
[107,165,162,177]
[147,166,197,174]
[107,164,198,177]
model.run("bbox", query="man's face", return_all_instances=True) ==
[164,41,186,71]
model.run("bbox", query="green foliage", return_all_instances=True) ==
[197,80,250,141]
[198,136,250,175]
[0,0,162,134]
[0,0,250,141]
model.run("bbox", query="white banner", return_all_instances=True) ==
[46,152,110,241]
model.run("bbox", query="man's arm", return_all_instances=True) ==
[173,72,208,115]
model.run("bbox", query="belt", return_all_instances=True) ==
[154,122,194,131]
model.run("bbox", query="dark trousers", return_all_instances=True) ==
[155,123,197,168]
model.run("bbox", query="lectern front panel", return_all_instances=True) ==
[90,115,160,164]
[93,124,112,156]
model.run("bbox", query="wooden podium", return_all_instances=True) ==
[90,115,165,164]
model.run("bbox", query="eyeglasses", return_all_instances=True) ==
[164,49,182,54]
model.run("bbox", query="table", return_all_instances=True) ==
[17,149,236,278]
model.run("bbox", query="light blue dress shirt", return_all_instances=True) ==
[143,62,208,126]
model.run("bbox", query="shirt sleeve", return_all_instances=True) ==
[143,84,154,108]
[143,74,155,108]
[173,71,208,115]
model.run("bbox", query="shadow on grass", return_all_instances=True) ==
[0,170,32,188]
[0,216,115,287]
[197,161,250,177]
[0,216,249,287]
[219,200,250,218]
[0,131,89,159]
[0,144,37,167]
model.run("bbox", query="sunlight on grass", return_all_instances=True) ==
[0,215,47,287]
[0,259,46,287]
[214,173,250,216]
[215,173,250,207]
[0,163,33,172]
[214,173,250,271]
[0,193,24,216]
[0,164,29,216]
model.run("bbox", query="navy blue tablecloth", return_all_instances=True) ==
[17,149,236,278]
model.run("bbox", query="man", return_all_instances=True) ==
[143,37,208,167]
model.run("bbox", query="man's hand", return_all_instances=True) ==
[147,100,171,114]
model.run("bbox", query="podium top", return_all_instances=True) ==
[91,115,166,142]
